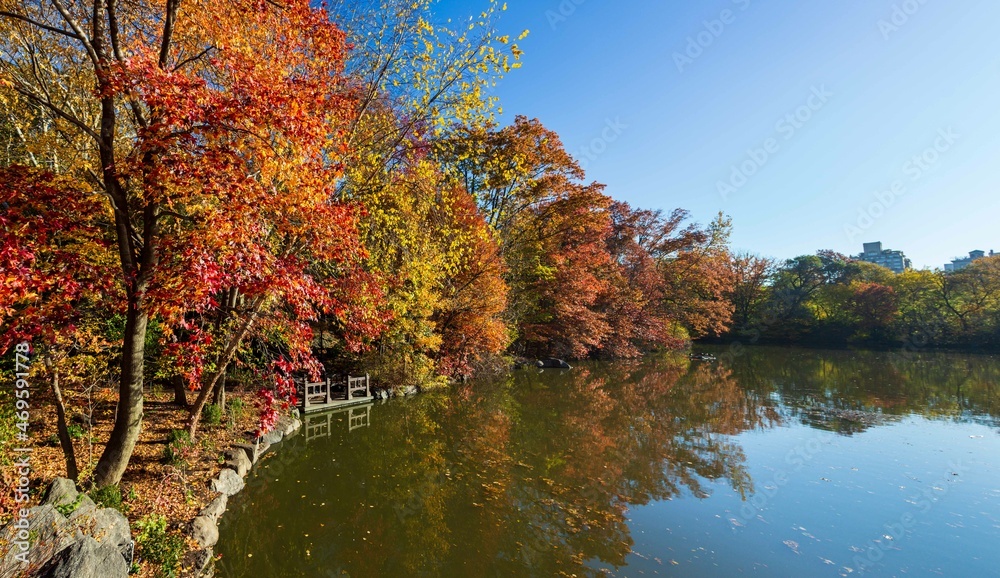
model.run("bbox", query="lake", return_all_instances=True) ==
[217,346,1000,577]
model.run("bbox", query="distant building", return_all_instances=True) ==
[856,242,911,274]
[944,249,995,272]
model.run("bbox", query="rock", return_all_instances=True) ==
[40,535,128,578]
[282,418,301,436]
[231,443,257,465]
[87,508,131,552]
[232,442,269,465]
[0,504,78,575]
[403,385,419,396]
[537,358,572,369]
[189,516,219,549]
[0,481,133,577]
[65,494,98,520]
[223,447,252,478]
[42,477,79,508]
[198,494,228,523]
[259,428,283,445]
[210,469,245,496]
[275,412,301,437]
[183,547,214,576]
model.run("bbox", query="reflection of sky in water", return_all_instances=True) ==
[598,418,1000,577]
[217,346,1000,578]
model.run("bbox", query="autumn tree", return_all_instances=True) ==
[349,153,508,385]
[655,212,734,339]
[432,190,510,378]
[0,0,381,485]
[935,255,1000,344]
[0,167,119,479]
[600,204,733,357]
[847,282,899,341]
[727,252,775,330]
[436,117,735,359]
[518,186,615,359]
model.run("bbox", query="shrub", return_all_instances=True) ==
[227,397,245,428]
[0,387,18,466]
[163,429,196,468]
[202,403,222,426]
[89,484,123,511]
[55,493,85,517]
[134,513,184,578]
[66,424,85,440]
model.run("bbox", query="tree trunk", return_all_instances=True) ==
[188,304,261,440]
[50,369,79,482]
[172,374,188,407]
[209,287,236,412]
[212,370,226,410]
[91,299,147,488]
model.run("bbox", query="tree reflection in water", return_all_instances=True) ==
[217,347,999,577]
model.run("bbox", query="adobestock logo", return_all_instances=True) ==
[672,0,753,74]
[718,85,833,200]
[576,117,628,170]
[545,0,589,30]
[878,0,933,40]
[844,127,959,242]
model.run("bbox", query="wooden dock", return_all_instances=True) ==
[299,374,373,413]
[303,404,372,442]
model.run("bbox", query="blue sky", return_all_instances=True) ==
[432,0,1000,269]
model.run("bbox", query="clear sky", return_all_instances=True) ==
[433,0,1000,269]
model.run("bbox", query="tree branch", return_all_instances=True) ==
[0,10,80,39]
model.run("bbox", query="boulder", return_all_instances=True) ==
[183,547,214,577]
[65,494,98,520]
[189,516,219,549]
[84,508,131,552]
[231,443,257,465]
[259,428,283,445]
[274,411,301,437]
[403,385,420,396]
[40,535,128,578]
[223,447,252,478]
[0,480,133,577]
[198,494,228,523]
[42,477,79,508]
[231,441,269,465]
[0,504,78,575]
[210,469,245,496]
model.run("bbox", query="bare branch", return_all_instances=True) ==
[0,10,81,40]
[48,0,102,69]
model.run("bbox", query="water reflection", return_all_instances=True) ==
[217,347,1000,577]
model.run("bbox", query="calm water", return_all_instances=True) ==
[217,346,1000,577]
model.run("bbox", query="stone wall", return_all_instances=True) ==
[181,409,301,577]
